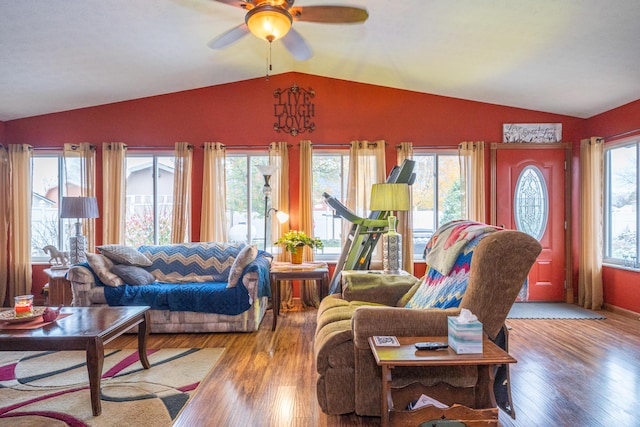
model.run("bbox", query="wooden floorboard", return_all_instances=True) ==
[107,306,640,427]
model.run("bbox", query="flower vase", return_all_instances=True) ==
[291,248,304,264]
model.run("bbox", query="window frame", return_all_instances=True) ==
[31,152,67,263]
[124,152,175,247]
[411,149,462,260]
[311,149,350,262]
[604,138,640,269]
[225,151,269,248]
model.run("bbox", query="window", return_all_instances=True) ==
[311,151,350,259]
[226,153,269,248]
[125,155,174,247]
[412,152,462,259]
[31,154,81,261]
[604,140,639,268]
[514,165,548,240]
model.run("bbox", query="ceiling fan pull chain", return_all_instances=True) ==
[266,41,273,81]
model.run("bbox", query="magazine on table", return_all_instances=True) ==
[372,336,400,347]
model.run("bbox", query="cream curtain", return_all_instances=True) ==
[397,142,414,274]
[64,143,97,252]
[0,146,9,305]
[200,142,227,242]
[269,142,293,309]
[102,142,127,245]
[298,140,320,307]
[578,137,604,310]
[7,144,33,302]
[346,140,386,268]
[170,142,193,243]
[458,141,485,222]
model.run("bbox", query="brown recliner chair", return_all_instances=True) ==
[314,227,542,417]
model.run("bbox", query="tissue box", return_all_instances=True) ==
[447,316,483,354]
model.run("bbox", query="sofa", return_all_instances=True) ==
[314,221,542,417]
[68,242,272,333]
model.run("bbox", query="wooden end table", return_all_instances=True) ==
[369,336,517,427]
[0,306,151,416]
[44,268,72,306]
[269,261,329,330]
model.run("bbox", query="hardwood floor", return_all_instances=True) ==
[107,307,640,427]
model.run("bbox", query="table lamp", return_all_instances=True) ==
[60,196,100,264]
[370,183,410,273]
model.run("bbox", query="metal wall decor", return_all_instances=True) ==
[273,83,315,136]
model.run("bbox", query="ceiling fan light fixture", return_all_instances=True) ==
[246,6,292,42]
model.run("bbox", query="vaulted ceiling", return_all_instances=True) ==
[2,0,640,121]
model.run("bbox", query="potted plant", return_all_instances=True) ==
[274,230,323,264]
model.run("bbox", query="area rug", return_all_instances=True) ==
[0,348,223,427]
[507,302,607,319]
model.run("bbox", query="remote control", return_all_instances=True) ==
[414,341,448,351]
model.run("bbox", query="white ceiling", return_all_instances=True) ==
[2,0,640,122]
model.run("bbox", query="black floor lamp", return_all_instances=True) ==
[257,165,278,251]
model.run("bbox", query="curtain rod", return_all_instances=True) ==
[603,128,640,141]
[310,143,351,148]
[126,145,176,150]
[224,145,270,149]
[408,145,459,149]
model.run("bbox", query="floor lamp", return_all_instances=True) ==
[370,183,411,273]
[257,165,278,251]
[60,196,100,265]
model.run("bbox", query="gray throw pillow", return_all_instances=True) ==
[110,264,156,286]
[97,244,152,267]
[86,252,124,287]
[226,244,258,288]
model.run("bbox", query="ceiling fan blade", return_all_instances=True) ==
[207,24,250,49]
[281,28,313,61]
[289,6,368,24]
[210,0,255,10]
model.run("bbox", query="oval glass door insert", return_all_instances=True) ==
[514,165,548,240]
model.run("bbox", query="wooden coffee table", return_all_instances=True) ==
[369,336,517,427]
[0,306,151,416]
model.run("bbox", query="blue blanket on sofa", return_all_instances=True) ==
[95,252,272,315]
[104,281,253,315]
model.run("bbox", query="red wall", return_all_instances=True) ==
[585,99,640,313]
[6,72,634,309]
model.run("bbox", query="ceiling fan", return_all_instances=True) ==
[208,0,369,60]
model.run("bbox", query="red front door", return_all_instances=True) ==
[493,145,567,301]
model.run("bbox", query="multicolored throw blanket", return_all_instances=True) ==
[424,220,502,275]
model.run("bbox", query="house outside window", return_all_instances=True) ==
[125,155,174,247]
[604,140,639,268]
[226,153,269,247]
[31,154,81,261]
[411,151,462,259]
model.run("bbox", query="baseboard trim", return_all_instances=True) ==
[604,303,640,320]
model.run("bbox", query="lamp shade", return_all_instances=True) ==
[246,6,292,42]
[257,164,278,178]
[60,196,100,219]
[369,184,410,212]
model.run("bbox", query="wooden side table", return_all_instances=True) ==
[44,268,72,306]
[369,336,517,427]
[269,261,329,330]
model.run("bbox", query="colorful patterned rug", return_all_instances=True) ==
[0,348,223,426]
